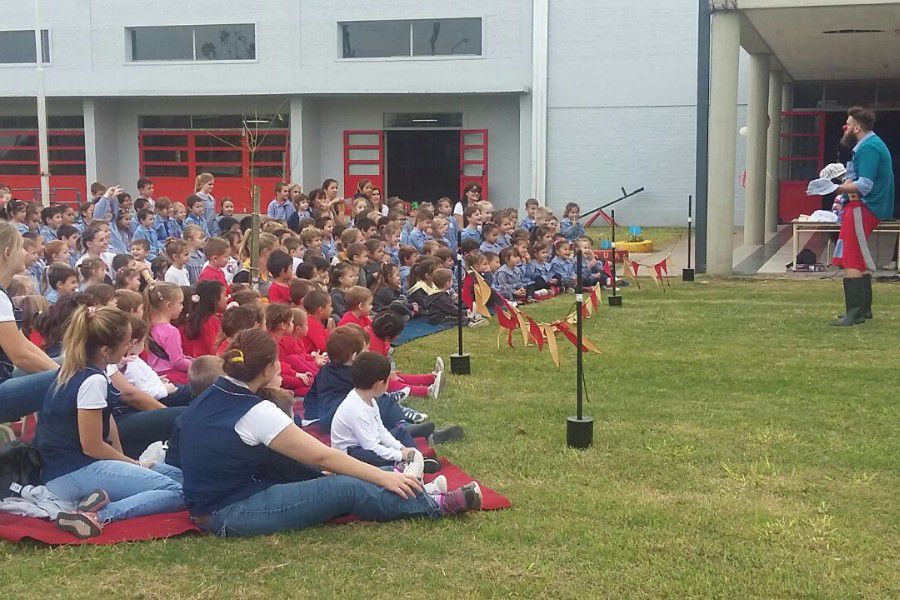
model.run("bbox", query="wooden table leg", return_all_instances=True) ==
[792,224,799,272]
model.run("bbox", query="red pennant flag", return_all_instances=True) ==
[461,273,475,309]
[528,317,545,351]
[590,285,600,312]
[629,261,642,290]
[654,257,671,287]
[554,321,603,355]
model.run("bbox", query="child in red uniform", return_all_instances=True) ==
[369,310,443,399]
[337,286,373,329]
[181,280,227,357]
[266,249,294,304]
[265,303,313,397]
[300,289,332,354]
[216,304,263,355]
[197,237,230,290]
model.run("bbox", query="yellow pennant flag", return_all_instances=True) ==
[472,270,493,319]
[542,323,560,368]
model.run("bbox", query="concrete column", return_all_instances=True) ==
[765,69,783,234]
[289,96,303,186]
[743,53,769,246]
[83,99,98,196]
[530,0,549,203]
[705,10,741,275]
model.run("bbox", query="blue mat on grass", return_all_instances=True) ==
[393,317,455,346]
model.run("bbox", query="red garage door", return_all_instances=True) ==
[139,129,289,213]
[0,128,86,206]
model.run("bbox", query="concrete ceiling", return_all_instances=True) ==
[743,3,900,80]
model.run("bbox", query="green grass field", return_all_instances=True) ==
[2,279,898,599]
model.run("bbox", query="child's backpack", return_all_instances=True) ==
[0,440,43,500]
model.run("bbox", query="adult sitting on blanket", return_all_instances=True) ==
[0,222,61,423]
[37,306,184,539]
[830,107,895,326]
[178,329,481,537]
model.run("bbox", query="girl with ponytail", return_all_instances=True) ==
[37,305,184,539]
[180,280,227,357]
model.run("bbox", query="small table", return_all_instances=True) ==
[791,219,900,272]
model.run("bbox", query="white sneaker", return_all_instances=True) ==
[401,450,424,480]
[429,371,443,399]
[424,475,448,495]
[435,356,444,374]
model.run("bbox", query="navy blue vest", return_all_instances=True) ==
[179,377,273,516]
[0,285,22,382]
[36,367,113,482]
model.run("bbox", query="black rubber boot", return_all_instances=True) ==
[862,273,873,320]
[830,278,866,327]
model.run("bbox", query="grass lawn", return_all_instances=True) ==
[2,279,898,599]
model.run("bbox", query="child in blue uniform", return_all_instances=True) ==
[37,306,184,539]
[559,202,586,241]
[178,328,481,537]
[550,240,577,290]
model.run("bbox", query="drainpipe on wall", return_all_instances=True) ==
[531,0,549,204]
[694,0,711,272]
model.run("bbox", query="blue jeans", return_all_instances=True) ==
[117,407,186,459]
[201,473,440,537]
[45,460,184,522]
[0,369,58,423]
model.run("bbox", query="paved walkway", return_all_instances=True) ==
[627,226,899,278]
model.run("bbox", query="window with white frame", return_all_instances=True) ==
[128,24,255,62]
[0,30,50,64]
[340,18,481,59]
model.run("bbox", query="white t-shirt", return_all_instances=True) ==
[76,373,109,409]
[122,355,168,400]
[165,265,191,286]
[330,389,403,462]
[223,377,293,446]
[0,290,15,324]
[453,202,464,216]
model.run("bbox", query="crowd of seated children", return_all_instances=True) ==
[0,176,623,538]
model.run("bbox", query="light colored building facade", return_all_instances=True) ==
[0,0,743,227]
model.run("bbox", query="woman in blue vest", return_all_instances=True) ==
[37,306,184,539]
[179,328,480,537]
[0,222,60,423]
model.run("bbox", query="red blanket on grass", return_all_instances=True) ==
[0,438,510,546]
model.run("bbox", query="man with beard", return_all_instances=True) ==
[830,106,895,326]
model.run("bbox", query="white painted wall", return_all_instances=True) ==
[545,0,750,226]
[0,0,530,96]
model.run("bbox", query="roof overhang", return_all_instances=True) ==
[730,1,900,80]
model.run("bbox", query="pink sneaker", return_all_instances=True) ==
[56,511,104,539]
[438,482,483,515]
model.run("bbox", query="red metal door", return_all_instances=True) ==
[139,128,289,213]
[343,130,384,199]
[778,111,826,222]
[459,129,488,200]
[0,128,87,206]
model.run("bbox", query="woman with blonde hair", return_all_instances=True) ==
[0,222,60,422]
[194,172,218,234]
[37,306,184,538]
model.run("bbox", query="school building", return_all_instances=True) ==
[0,1,898,273]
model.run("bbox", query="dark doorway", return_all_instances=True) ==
[386,130,459,204]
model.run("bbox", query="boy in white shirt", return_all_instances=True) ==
[331,352,447,494]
